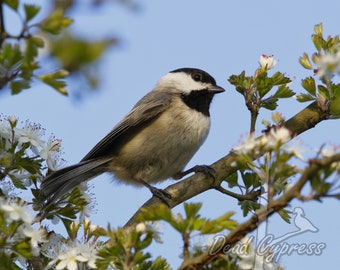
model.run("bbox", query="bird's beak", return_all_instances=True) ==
[209,85,225,94]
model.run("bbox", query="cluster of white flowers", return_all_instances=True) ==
[0,115,63,170]
[314,50,340,80]
[43,237,101,270]
[0,115,63,193]
[0,197,47,256]
[234,127,291,156]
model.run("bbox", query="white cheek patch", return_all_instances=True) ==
[157,72,208,94]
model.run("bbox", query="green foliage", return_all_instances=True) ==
[48,32,117,88]
[96,226,169,270]
[228,60,294,114]
[24,4,41,22]
[0,0,123,97]
[4,0,19,10]
[0,2,73,95]
[297,23,340,118]
[39,10,73,35]
[38,70,69,95]
[139,203,237,235]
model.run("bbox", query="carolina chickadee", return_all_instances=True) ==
[40,68,224,205]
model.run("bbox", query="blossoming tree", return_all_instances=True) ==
[1,2,340,270]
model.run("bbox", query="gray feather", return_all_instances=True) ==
[81,90,173,161]
[40,158,111,204]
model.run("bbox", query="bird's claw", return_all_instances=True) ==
[174,165,216,180]
[149,186,172,206]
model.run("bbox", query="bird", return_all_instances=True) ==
[39,68,225,207]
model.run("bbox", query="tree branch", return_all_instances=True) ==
[178,153,340,269]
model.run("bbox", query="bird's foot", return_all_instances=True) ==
[136,178,172,206]
[148,186,172,206]
[174,165,216,180]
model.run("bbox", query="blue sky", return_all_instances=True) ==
[2,0,340,268]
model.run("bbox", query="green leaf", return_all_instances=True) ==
[273,85,295,98]
[296,93,315,102]
[271,72,291,86]
[301,77,316,96]
[242,172,259,189]
[49,32,116,72]
[239,200,260,217]
[12,241,32,258]
[30,36,45,48]
[150,257,170,270]
[38,70,69,95]
[278,208,292,224]
[299,53,313,69]
[40,10,73,35]
[0,43,23,69]
[224,171,238,188]
[228,71,252,95]
[24,4,40,22]
[262,97,278,110]
[318,85,330,99]
[312,34,324,52]
[256,77,273,98]
[10,80,30,94]
[184,203,202,220]
[9,174,27,189]
[138,204,173,222]
[314,23,323,36]
[61,218,74,238]
[4,0,18,10]
[200,212,237,234]
[330,94,340,117]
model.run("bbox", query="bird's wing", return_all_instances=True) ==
[81,91,173,161]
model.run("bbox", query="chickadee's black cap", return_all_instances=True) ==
[170,68,217,86]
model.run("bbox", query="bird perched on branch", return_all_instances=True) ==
[40,68,224,206]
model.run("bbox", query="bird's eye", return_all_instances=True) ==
[192,73,203,82]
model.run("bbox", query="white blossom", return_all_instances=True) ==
[39,139,62,170]
[0,117,14,144]
[44,241,100,270]
[320,145,340,169]
[22,226,47,255]
[0,199,32,223]
[77,243,100,269]
[266,127,291,148]
[145,221,163,243]
[234,133,259,155]
[56,247,87,270]
[315,51,340,80]
[260,54,278,70]
[320,145,339,157]
[15,122,45,149]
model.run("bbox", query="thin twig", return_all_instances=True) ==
[214,185,262,202]
[0,1,6,46]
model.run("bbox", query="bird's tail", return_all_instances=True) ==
[40,158,111,205]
